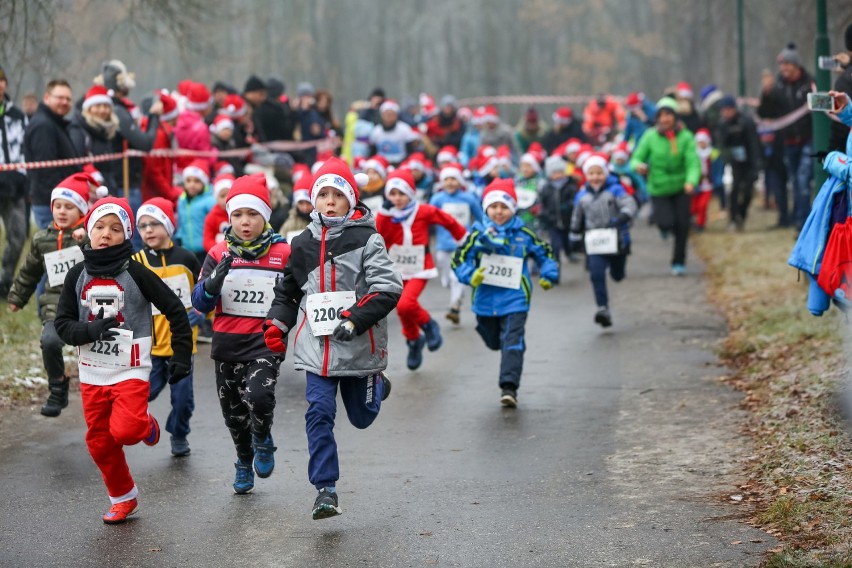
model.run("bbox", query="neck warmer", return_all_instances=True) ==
[390,200,418,223]
[82,240,133,276]
[225,223,285,260]
[310,209,355,228]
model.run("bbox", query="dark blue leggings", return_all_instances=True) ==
[587,253,627,308]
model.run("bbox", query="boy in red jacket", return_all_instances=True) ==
[375,169,466,370]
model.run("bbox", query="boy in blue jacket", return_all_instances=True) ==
[452,178,558,407]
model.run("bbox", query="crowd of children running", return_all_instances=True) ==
[3,55,802,526]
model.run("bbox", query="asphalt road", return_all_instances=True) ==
[0,223,775,567]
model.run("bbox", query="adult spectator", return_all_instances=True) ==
[0,64,29,298]
[315,89,340,135]
[715,96,762,232]
[542,106,585,154]
[243,75,295,143]
[424,95,464,152]
[622,93,656,147]
[21,93,38,119]
[141,90,182,203]
[294,81,324,165]
[68,85,122,192]
[478,106,520,162]
[758,42,815,231]
[582,94,625,145]
[24,79,80,230]
[514,106,545,154]
[220,93,256,148]
[206,81,236,124]
[368,99,422,166]
[358,87,386,125]
[829,24,852,153]
[174,81,213,170]
[673,81,702,133]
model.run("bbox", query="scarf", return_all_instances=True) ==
[224,223,285,261]
[390,200,418,223]
[84,110,119,140]
[309,209,355,228]
[657,122,682,154]
[82,241,133,276]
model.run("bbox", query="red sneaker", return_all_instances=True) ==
[103,498,138,524]
[143,415,160,446]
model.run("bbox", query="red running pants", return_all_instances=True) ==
[396,278,431,341]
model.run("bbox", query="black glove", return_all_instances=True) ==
[168,360,192,384]
[204,255,234,296]
[87,307,120,341]
[331,320,356,342]
[810,150,829,164]
[609,212,631,227]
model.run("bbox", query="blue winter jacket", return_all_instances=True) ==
[823,100,852,182]
[459,127,480,167]
[622,100,657,146]
[176,187,215,255]
[452,216,559,317]
[429,189,483,251]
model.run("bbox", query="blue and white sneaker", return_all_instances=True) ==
[671,264,686,277]
[253,435,277,478]
[421,318,443,351]
[233,460,254,494]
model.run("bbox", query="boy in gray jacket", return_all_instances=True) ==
[265,157,402,520]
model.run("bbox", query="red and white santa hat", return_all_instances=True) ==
[136,197,177,237]
[291,163,311,184]
[291,171,312,205]
[311,157,369,211]
[676,81,693,99]
[213,172,235,196]
[519,152,541,174]
[611,142,630,162]
[436,145,459,164]
[182,159,210,186]
[624,92,644,109]
[220,94,247,118]
[185,82,211,112]
[473,145,500,178]
[214,161,235,178]
[405,152,427,173]
[582,153,610,176]
[496,145,512,169]
[419,93,437,118]
[482,105,500,124]
[694,128,712,144]
[85,197,135,240]
[209,114,235,135]
[158,90,179,121]
[564,138,583,157]
[384,168,417,201]
[552,106,573,125]
[226,173,273,222]
[482,178,517,214]
[82,86,114,111]
[51,173,105,215]
[363,155,389,180]
[379,99,400,114]
[439,163,466,186]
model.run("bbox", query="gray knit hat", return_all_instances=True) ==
[777,42,802,66]
[544,156,567,178]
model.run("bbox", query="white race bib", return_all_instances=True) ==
[221,273,277,317]
[584,228,619,255]
[389,244,425,276]
[79,328,133,368]
[362,195,384,213]
[287,230,305,244]
[305,291,356,336]
[479,254,524,289]
[44,247,84,288]
[516,188,537,210]
[151,274,192,316]
[442,202,471,227]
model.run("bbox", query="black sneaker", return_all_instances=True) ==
[500,388,517,408]
[170,436,191,457]
[594,307,612,328]
[380,372,391,401]
[312,488,342,520]
[40,377,70,417]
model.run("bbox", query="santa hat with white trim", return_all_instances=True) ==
[182,159,210,186]
[82,86,114,111]
[51,173,105,215]
[379,99,400,114]
[582,153,610,176]
[363,155,389,180]
[185,82,211,112]
[481,178,517,214]
[219,94,247,118]
[519,152,541,174]
[226,173,273,222]
[137,197,177,237]
[158,90,179,121]
[291,170,312,205]
[310,157,369,211]
[85,197,135,240]
[436,145,459,165]
[439,163,466,186]
[213,173,235,197]
[209,114,234,136]
[384,168,417,201]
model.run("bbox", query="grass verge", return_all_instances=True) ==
[0,301,53,408]
[695,208,852,566]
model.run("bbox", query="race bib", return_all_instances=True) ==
[44,247,84,288]
[361,195,384,213]
[221,273,277,317]
[287,230,305,244]
[516,188,537,210]
[389,244,425,276]
[305,291,356,336]
[79,328,133,368]
[152,274,192,316]
[479,254,524,289]
[584,228,619,255]
[442,202,471,227]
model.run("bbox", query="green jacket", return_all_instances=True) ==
[630,126,701,197]
[8,224,89,322]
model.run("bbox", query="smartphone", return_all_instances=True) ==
[818,55,841,71]
[808,92,838,112]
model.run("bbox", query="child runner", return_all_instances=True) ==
[133,198,203,456]
[569,154,637,327]
[279,173,313,242]
[176,159,215,266]
[514,152,542,230]
[53,196,192,523]
[359,155,389,213]
[538,156,579,268]
[692,128,716,232]
[452,179,559,407]
[191,173,290,495]
[376,168,467,370]
[264,157,402,520]
[8,173,96,416]
[428,162,483,323]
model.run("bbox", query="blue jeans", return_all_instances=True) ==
[148,355,195,439]
[475,311,528,389]
[127,187,143,251]
[764,165,789,226]
[784,143,813,230]
[305,371,383,489]
[587,254,627,308]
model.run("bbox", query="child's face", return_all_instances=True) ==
[548,171,566,181]
[585,166,607,188]
[296,200,314,215]
[229,207,266,241]
[89,214,126,249]
[52,199,83,229]
[566,151,578,163]
[216,128,234,142]
[137,215,171,250]
[411,169,424,182]
[697,140,709,150]
[388,188,411,209]
[184,177,205,196]
[216,190,228,210]
[314,187,351,218]
[443,178,461,193]
[519,162,536,179]
[366,168,383,184]
[486,202,513,225]
[613,156,627,166]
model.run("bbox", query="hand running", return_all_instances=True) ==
[204,255,234,296]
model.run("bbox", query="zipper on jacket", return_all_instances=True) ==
[320,226,330,376]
